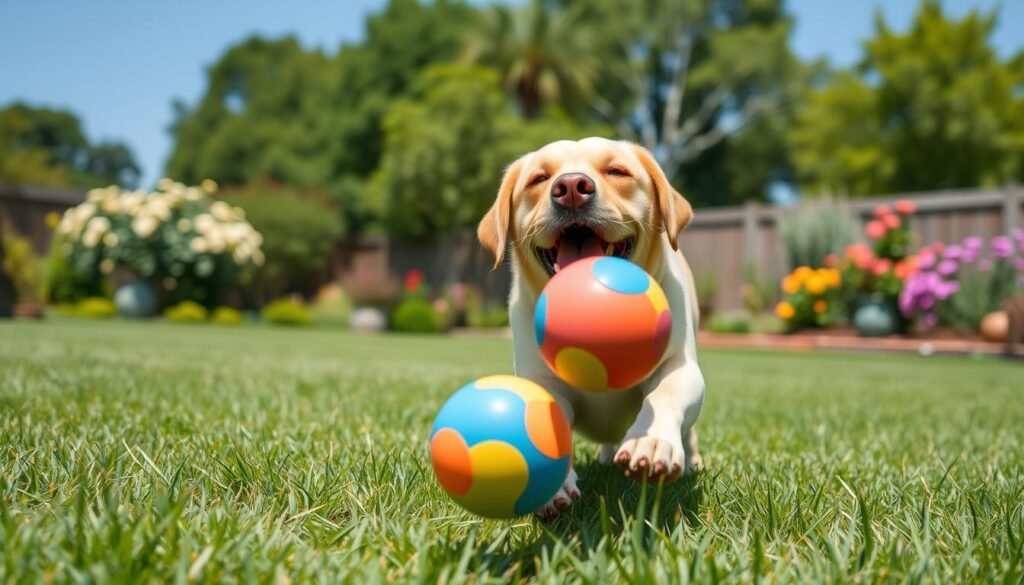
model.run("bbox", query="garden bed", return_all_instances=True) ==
[699,330,1006,356]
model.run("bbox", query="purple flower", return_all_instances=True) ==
[1013,227,1024,248]
[923,313,938,327]
[937,260,959,276]
[919,249,936,269]
[943,245,963,260]
[920,296,935,310]
[1014,257,1024,272]
[934,281,960,300]
[961,248,979,264]
[992,236,1013,259]
[978,259,993,272]
[963,236,983,251]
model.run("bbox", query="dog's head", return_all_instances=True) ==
[478,137,692,288]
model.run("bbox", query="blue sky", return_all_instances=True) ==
[1,0,1021,188]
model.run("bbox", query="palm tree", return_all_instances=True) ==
[464,0,598,119]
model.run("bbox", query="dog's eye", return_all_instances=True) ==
[528,173,549,186]
[606,166,631,177]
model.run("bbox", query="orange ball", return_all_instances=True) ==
[534,257,672,392]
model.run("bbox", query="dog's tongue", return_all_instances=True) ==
[556,234,604,271]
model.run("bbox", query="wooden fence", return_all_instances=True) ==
[336,186,1023,311]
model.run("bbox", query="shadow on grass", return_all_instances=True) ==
[472,461,708,579]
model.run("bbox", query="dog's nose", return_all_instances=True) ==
[551,173,596,209]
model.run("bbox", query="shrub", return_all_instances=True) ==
[391,298,441,333]
[74,297,117,319]
[310,284,352,327]
[45,233,107,303]
[222,186,343,299]
[467,303,509,328]
[164,301,208,323]
[707,313,752,334]
[261,298,312,326]
[54,180,264,307]
[779,200,859,271]
[211,306,243,325]
[1,228,43,304]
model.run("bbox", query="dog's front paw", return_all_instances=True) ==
[614,435,684,482]
[535,468,580,520]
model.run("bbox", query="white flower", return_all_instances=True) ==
[177,218,192,232]
[86,216,111,235]
[102,198,120,214]
[207,231,225,253]
[184,187,202,201]
[132,215,159,238]
[252,249,265,266]
[201,179,218,193]
[87,189,105,202]
[190,237,208,253]
[102,232,119,247]
[99,259,114,274]
[210,201,233,221]
[194,213,216,234]
[158,178,174,191]
[232,248,248,264]
[82,230,100,248]
[121,191,144,214]
[232,206,245,220]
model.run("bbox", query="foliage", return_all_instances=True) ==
[694,271,718,309]
[706,312,751,334]
[310,284,352,328]
[775,266,844,331]
[211,306,244,326]
[260,298,312,326]
[221,185,343,300]
[789,3,1024,195]
[164,301,209,323]
[778,200,859,270]
[2,322,1024,581]
[1,228,43,304]
[391,297,441,333]
[55,180,264,307]
[44,232,107,304]
[70,297,117,319]
[739,264,777,316]
[900,231,1024,331]
[0,103,140,188]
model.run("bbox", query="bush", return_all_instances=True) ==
[779,200,859,271]
[467,304,509,328]
[391,298,441,333]
[707,313,752,334]
[261,298,312,326]
[775,266,845,331]
[54,180,264,307]
[1,228,44,304]
[211,306,243,325]
[164,301,208,323]
[222,186,344,299]
[45,233,107,304]
[311,284,352,327]
[74,297,117,319]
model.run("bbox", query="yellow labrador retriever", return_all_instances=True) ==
[478,137,706,519]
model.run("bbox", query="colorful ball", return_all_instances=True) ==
[535,256,672,392]
[429,375,572,518]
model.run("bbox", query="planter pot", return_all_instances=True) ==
[853,294,898,338]
[979,311,1009,343]
[114,281,157,318]
[348,306,386,332]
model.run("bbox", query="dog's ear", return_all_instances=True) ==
[478,156,526,269]
[631,143,693,250]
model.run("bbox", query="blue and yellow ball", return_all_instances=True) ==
[429,375,572,518]
[535,256,672,392]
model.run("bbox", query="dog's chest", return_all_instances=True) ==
[559,384,645,443]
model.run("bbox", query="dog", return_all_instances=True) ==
[477,137,706,519]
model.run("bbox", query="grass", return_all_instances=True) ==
[1,320,1022,583]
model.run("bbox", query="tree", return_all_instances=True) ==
[0,103,140,188]
[567,0,803,205]
[464,0,599,119]
[789,3,1024,195]
[370,65,606,279]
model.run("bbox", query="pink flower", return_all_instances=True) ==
[937,260,959,276]
[992,236,1013,259]
[923,313,938,328]
[824,254,837,267]
[873,204,892,218]
[872,258,892,276]
[894,199,916,215]
[919,249,936,269]
[882,213,901,230]
[865,220,886,239]
[943,245,963,260]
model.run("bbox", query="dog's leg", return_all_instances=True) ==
[682,425,703,472]
[614,358,704,482]
[535,466,580,520]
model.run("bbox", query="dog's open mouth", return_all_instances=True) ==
[535,224,634,276]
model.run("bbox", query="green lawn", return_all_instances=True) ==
[1,320,1022,583]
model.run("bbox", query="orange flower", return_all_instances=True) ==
[872,258,892,276]
[845,243,875,270]
[865,220,886,239]
[775,302,795,320]
[823,268,841,288]
[782,275,800,295]
[805,274,826,294]
[894,256,918,280]
[894,199,916,215]
[881,213,901,230]
[813,299,828,314]
[873,204,891,218]
[793,266,813,282]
